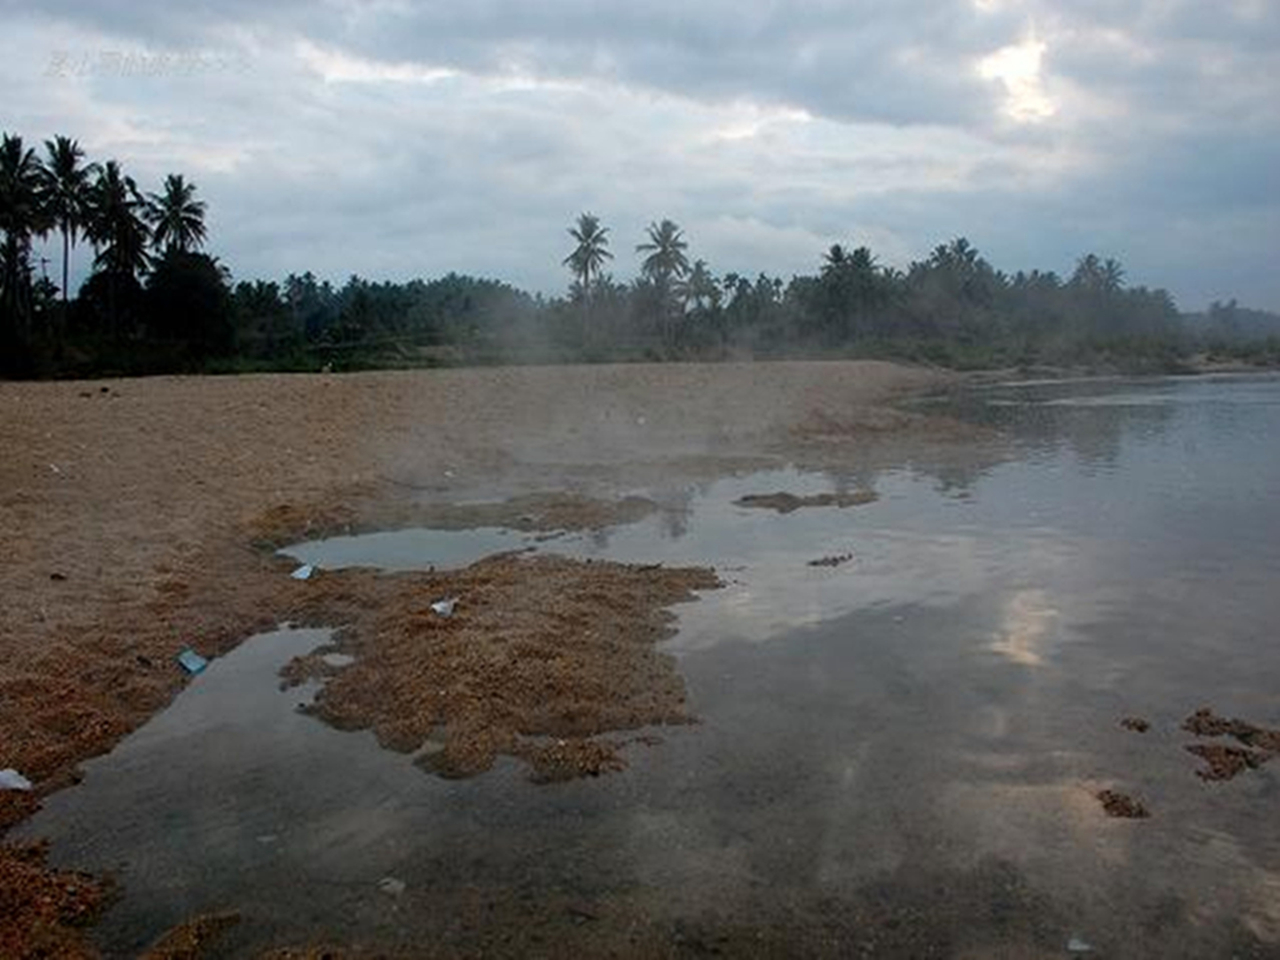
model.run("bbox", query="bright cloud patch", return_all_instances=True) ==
[978,37,1055,123]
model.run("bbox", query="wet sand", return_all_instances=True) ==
[279,554,720,781]
[0,360,953,953]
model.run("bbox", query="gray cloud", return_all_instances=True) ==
[3,0,1277,309]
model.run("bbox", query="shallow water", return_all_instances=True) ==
[19,373,1280,957]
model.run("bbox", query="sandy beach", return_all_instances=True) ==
[0,360,953,955]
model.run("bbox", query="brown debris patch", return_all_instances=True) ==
[0,841,108,959]
[0,789,41,834]
[1185,743,1272,782]
[1181,708,1280,752]
[807,552,854,568]
[284,553,719,783]
[1181,707,1280,781]
[1096,789,1150,819]
[1120,716,1151,733]
[734,490,877,514]
[140,912,241,960]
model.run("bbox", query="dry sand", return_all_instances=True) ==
[0,360,954,955]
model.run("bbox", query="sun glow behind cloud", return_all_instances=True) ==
[978,36,1055,123]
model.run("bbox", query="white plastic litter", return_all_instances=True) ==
[291,564,315,581]
[0,769,33,791]
[1067,934,1094,953]
[430,597,458,617]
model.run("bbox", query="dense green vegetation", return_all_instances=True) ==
[2,130,1276,378]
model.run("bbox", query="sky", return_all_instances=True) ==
[2,0,1277,311]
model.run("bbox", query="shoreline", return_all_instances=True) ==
[0,360,965,954]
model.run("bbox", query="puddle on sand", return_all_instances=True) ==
[284,466,1079,650]
[18,374,1280,956]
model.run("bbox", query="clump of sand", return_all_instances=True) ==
[139,912,241,960]
[0,841,106,958]
[281,553,719,781]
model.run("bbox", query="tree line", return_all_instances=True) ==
[2,130,1276,378]
[0,132,232,375]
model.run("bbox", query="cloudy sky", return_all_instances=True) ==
[3,0,1277,310]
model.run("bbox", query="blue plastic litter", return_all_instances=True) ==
[176,649,209,675]
[291,564,314,581]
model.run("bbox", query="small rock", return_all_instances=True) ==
[1096,789,1150,819]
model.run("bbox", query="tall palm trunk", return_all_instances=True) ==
[581,263,591,347]
[61,226,69,306]
[60,225,70,346]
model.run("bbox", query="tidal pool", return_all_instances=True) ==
[18,373,1280,957]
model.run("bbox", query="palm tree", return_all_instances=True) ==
[146,173,206,255]
[40,136,97,311]
[0,133,50,338]
[636,219,689,285]
[86,160,151,333]
[637,219,691,349]
[823,244,848,272]
[87,160,151,278]
[563,212,612,345]
[562,212,612,297]
[674,258,718,311]
[1101,257,1126,293]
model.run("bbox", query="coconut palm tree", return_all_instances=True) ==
[0,133,50,338]
[87,160,151,278]
[85,160,151,334]
[637,219,691,349]
[40,136,97,310]
[562,212,612,297]
[1101,257,1126,293]
[636,219,689,285]
[674,258,718,311]
[146,173,206,255]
